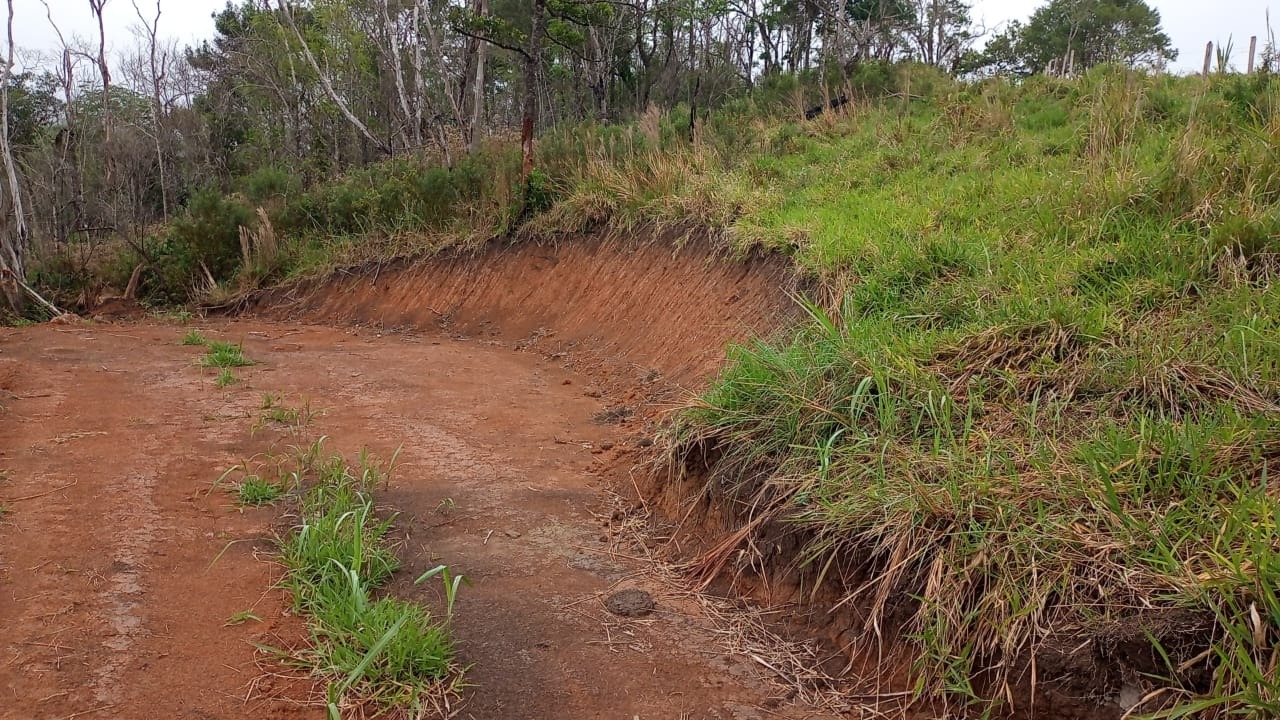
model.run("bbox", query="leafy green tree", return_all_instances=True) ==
[979,0,1175,75]
[4,73,60,152]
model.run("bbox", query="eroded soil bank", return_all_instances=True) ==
[0,320,828,720]
[229,235,1164,720]
[245,234,802,389]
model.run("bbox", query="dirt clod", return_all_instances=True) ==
[593,405,632,424]
[605,589,656,617]
[600,441,614,450]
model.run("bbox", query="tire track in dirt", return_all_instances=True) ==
[91,462,161,706]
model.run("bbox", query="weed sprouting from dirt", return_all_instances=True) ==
[225,610,262,626]
[214,368,239,388]
[220,411,462,716]
[255,395,318,434]
[181,329,208,346]
[155,309,195,324]
[201,340,253,368]
[262,405,301,426]
[236,475,282,505]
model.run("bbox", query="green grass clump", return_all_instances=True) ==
[252,395,319,437]
[301,589,456,712]
[201,340,253,368]
[236,476,282,505]
[271,445,462,715]
[160,309,195,324]
[214,368,239,388]
[180,329,207,346]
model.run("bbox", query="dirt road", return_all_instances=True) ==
[0,319,825,720]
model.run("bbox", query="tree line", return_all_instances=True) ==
[0,0,1181,311]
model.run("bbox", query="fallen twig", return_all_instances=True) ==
[2,479,78,503]
[55,704,116,720]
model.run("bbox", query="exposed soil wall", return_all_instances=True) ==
[246,233,802,389]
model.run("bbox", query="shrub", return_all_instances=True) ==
[241,166,302,204]
[164,189,254,284]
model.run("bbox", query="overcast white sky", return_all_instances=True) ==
[8,0,1276,73]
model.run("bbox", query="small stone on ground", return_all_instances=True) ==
[605,588,655,617]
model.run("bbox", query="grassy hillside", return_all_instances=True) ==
[659,70,1280,716]
[38,63,1279,717]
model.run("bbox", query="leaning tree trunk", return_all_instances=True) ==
[277,0,391,156]
[377,0,414,149]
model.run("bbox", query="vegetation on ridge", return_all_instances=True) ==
[0,0,1194,310]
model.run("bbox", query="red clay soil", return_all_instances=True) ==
[0,320,835,720]
[247,233,802,390]
[1,238,830,719]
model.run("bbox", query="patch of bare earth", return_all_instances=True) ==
[0,317,833,720]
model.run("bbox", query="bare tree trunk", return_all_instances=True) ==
[276,0,391,155]
[468,0,487,152]
[60,49,84,233]
[411,0,426,148]
[419,3,465,127]
[409,0,456,166]
[0,0,27,309]
[133,0,169,221]
[687,0,698,142]
[37,2,84,244]
[89,0,112,147]
[376,0,414,149]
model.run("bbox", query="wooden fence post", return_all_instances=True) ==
[1202,41,1213,76]
[1248,36,1257,74]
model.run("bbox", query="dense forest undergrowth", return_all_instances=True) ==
[18,64,1280,718]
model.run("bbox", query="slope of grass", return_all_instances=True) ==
[665,69,1280,717]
